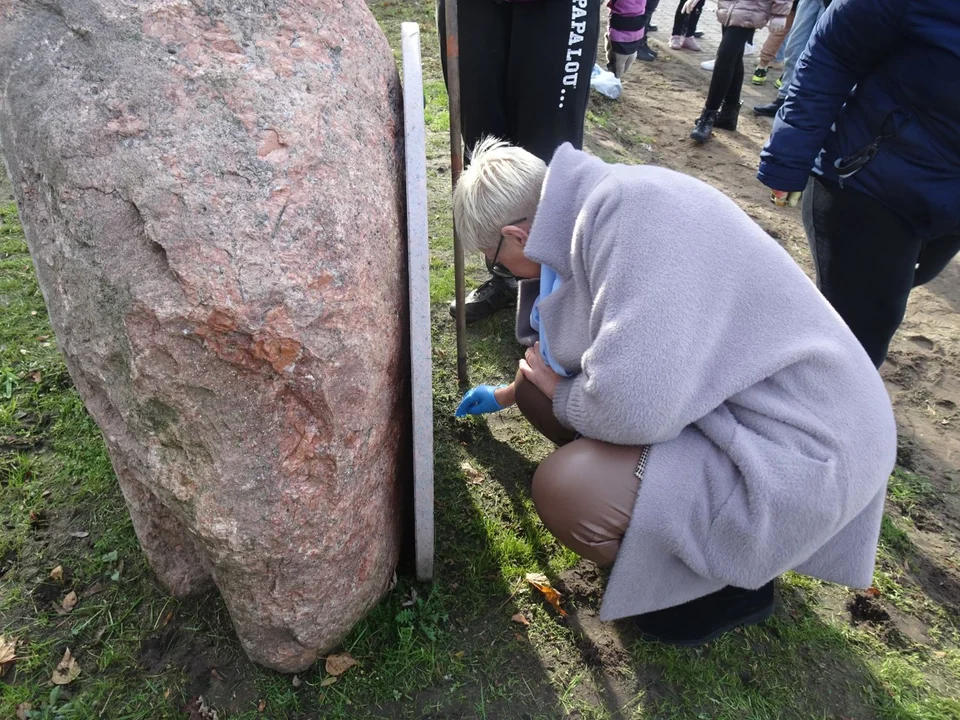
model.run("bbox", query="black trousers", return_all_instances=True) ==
[437,0,600,163]
[643,0,661,32]
[672,0,703,37]
[704,25,754,111]
[802,175,960,367]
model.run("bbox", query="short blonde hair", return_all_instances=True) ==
[453,137,547,254]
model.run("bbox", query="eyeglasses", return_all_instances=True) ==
[490,217,527,272]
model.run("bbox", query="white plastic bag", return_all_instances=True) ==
[590,64,622,100]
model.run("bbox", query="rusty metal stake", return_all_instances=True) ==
[444,0,469,387]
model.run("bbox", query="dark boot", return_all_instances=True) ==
[690,108,718,143]
[635,581,775,647]
[637,39,657,62]
[714,100,743,131]
[448,275,517,325]
[753,97,785,117]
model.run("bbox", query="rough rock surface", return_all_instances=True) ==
[0,0,407,672]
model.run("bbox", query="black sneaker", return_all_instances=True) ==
[449,275,517,325]
[753,97,785,117]
[635,581,775,647]
[647,25,658,32]
[693,31,705,38]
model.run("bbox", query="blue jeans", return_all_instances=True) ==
[777,0,824,100]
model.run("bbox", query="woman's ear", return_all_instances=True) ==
[501,223,529,247]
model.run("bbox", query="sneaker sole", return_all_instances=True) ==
[751,78,767,85]
[639,602,774,648]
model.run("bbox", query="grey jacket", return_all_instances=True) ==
[516,145,896,620]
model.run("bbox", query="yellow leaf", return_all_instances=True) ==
[511,613,530,626]
[0,635,17,677]
[51,648,81,685]
[62,591,78,612]
[16,702,32,720]
[320,676,337,687]
[324,652,357,676]
[460,462,484,484]
[525,573,567,617]
[257,699,266,712]
[50,565,64,583]
[933,651,947,659]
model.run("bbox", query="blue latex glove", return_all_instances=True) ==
[455,385,506,418]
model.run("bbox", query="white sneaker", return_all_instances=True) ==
[700,58,716,71]
[743,42,756,56]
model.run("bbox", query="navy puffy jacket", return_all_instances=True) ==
[758,0,960,240]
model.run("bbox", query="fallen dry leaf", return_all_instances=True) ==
[525,572,567,617]
[61,590,78,612]
[511,613,530,626]
[50,565,64,583]
[16,702,32,720]
[291,674,302,688]
[319,676,337,687]
[69,530,89,539]
[81,581,107,599]
[210,667,226,682]
[934,651,947,659]
[865,586,881,598]
[401,588,418,608]
[257,699,266,712]
[51,647,81,685]
[325,652,358,676]
[30,371,41,383]
[0,636,17,677]
[460,462,484,484]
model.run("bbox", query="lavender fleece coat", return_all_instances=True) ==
[516,145,897,621]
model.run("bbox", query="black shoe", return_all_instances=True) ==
[448,276,517,325]
[647,25,658,32]
[690,107,718,143]
[637,42,657,62]
[693,31,705,38]
[753,97,785,117]
[635,582,775,647]
[714,100,743,131]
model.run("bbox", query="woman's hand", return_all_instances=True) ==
[455,385,507,417]
[519,342,562,400]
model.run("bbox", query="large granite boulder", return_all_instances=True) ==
[0,0,408,672]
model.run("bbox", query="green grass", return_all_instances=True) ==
[2,2,960,718]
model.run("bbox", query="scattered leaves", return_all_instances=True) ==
[402,588,418,607]
[257,699,266,712]
[511,613,530,626]
[525,572,567,617]
[69,530,89,539]
[934,651,947,659]
[51,648,81,685]
[865,586,881,598]
[460,462,484,484]
[29,371,42,383]
[50,565,64,583]
[184,695,219,720]
[320,676,337,687]
[0,636,18,676]
[324,652,358,676]
[61,590,78,612]
[16,702,32,720]
[387,571,397,592]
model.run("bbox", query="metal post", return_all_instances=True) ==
[444,0,469,387]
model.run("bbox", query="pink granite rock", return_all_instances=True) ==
[0,0,407,672]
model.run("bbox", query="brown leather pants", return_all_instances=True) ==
[514,371,644,567]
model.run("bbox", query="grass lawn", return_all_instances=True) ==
[2,2,959,718]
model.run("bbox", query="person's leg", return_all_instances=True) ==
[704,26,752,111]
[776,0,823,99]
[437,0,510,151]
[686,0,704,35]
[801,176,923,367]
[507,0,601,161]
[514,369,578,446]
[722,38,746,107]
[756,9,793,72]
[531,438,643,566]
[439,0,519,323]
[914,234,960,287]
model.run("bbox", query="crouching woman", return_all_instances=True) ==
[454,139,896,645]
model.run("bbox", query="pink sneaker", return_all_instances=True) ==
[682,36,702,52]
[669,35,683,50]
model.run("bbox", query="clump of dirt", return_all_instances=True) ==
[848,594,891,625]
